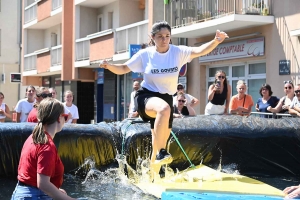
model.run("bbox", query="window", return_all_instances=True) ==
[249,63,266,74]
[51,33,57,47]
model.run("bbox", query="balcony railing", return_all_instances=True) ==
[51,45,62,66]
[115,20,149,54]
[24,53,37,71]
[164,0,272,28]
[24,3,37,24]
[52,0,62,11]
[75,39,90,61]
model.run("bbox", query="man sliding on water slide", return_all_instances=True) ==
[100,20,228,177]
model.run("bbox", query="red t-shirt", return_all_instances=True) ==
[27,107,38,123]
[17,132,64,188]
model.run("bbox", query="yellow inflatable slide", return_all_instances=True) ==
[135,164,285,199]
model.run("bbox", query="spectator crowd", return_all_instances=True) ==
[0,86,79,123]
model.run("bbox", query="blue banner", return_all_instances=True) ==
[97,68,104,84]
[129,44,141,57]
[129,44,143,80]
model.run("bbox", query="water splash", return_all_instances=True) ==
[64,156,158,200]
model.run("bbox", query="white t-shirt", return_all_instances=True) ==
[0,103,6,119]
[290,96,300,109]
[125,45,192,95]
[63,103,79,124]
[129,90,137,113]
[173,93,194,105]
[15,99,35,122]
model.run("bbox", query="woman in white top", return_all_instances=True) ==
[100,21,228,170]
[0,92,12,122]
[63,90,79,124]
[15,85,36,122]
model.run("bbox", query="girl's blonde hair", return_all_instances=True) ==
[32,98,64,144]
[64,90,74,97]
[177,91,186,99]
[236,80,247,88]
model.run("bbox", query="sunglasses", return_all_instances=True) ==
[285,86,292,90]
[284,80,293,84]
[37,93,52,98]
[61,114,69,122]
[177,87,184,90]
[218,76,225,79]
[295,90,300,94]
[178,100,186,103]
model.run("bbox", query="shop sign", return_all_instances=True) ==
[279,60,290,75]
[54,77,61,85]
[10,73,21,83]
[200,37,265,62]
[42,78,50,86]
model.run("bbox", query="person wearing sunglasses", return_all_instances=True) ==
[27,87,52,123]
[99,20,228,176]
[288,84,300,117]
[173,83,199,108]
[229,80,254,116]
[267,81,294,117]
[173,92,196,118]
[205,70,231,115]
[14,85,36,122]
[11,98,76,200]
[49,88,57,99]
[255,83,280,118]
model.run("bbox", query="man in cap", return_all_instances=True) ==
[173,83,199,107]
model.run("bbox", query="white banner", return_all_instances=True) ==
[200,37,264,62]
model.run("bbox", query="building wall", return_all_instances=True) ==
[187,1,300,114]
[271,0,300,87]
[90,34,114,61]
[79,6,98,38]
[98,1,119,30]
[0,64,20,112]
[44,24,62,47]
[152,0,164,23]
[0,0,20,63]
[27,29,45,53]
[0,0,21,113]
[119,0,144,27]
[37,52,51,73]
[37,0,51,22]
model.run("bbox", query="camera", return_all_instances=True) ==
[215,81,221,92]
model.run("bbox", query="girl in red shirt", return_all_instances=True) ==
[11,98,76,200]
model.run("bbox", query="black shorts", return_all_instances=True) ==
[134,87,173,129]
